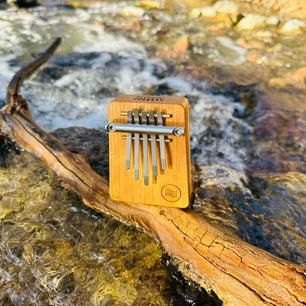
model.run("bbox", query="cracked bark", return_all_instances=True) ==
[0,39,305,306]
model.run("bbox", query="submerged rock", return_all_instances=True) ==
[191,0,238,16]
[212,0,238,14]
[268,67,306,89]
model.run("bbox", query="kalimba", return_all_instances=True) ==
[105,95,192,208]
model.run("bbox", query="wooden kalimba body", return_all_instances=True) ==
[105,95,192,208]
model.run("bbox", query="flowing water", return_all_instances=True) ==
[0,1,305,305]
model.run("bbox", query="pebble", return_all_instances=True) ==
[120,6,145,17]
[268,67,306,89]
[236,14,267,31]
[246,51,264,64]
[212,0,238,14]
[189,0,238,18]
[280,19,306,34]
[189,7,216,18]
[266,16,279,26]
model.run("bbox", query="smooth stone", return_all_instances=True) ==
[280,19,306,33]
[236,14,267,31]
[266,16,279,25]
[212,0,238,14]
[120,6,145,17]
[189,7,216,18]
[189,0,237,18]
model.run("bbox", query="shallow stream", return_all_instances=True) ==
[0,1,305,305]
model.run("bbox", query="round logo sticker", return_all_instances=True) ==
[161,185,182,202]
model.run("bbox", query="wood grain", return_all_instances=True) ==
[108,95,192,208]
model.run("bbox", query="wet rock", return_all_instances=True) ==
[14,0,38,8]
[280,19,306,34]
[248,87,306,174]
[145,83,174,95]
[64,2,90,8]
[236,14,267,31]
[189,7,215,18]
[173,35,189,55]
[120,6,145,17]
[33,65,67,84]
[198,164,247,189]
[250,173,306,263]
[246,50,264,63]
[207,81,257,108]
[266,16,279,26]
[185,0,306,20]
[213,0,238,14]
[190,0,238,18]
[95,87,119,98]
[268,67,306,89]
[159,35,189,58]
[194,165,306,265]
[0,0,7,9]
[189,1,240,26]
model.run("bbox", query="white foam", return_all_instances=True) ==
[0,54,20,101]
[73,25,145,55]
[0,4,252,174]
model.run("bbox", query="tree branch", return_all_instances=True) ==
[0,39,305,306]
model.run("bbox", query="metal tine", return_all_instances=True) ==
[133,108,140,180]
[121,111,171,118]
[157,111,166,170]
[149,110,158,176]
[125,110,132,170]
[121,136,172,143]
[141,111,149,186]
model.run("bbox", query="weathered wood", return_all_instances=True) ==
[0,39,305,306]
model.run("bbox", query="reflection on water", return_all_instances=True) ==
[0,0,305,304]
[0,150,220,305]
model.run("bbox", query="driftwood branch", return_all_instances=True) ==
[0,39,305,306]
